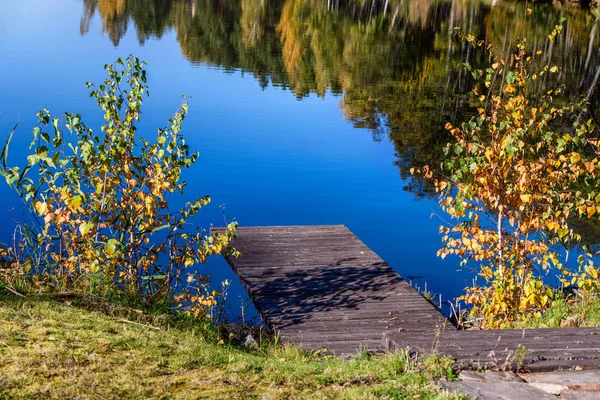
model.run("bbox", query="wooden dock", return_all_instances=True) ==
[213,225,446,356]
[214,224,600,370]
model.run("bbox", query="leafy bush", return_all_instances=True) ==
[0,56,237,312]
[416,21,600,328]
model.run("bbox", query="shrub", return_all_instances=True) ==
[416,21,600,328]
[0,56,237,312]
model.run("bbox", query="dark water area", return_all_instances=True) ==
[1,0,600,321]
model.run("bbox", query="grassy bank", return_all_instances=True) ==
[513,292,600,329]
[0,294,460,399]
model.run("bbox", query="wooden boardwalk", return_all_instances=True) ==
[214,225,446,356]
[215,224,600,370]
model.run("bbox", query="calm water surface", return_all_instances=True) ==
[1,0,599,320]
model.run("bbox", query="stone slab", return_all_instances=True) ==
[439,381,556,400]
[561,390,600,400]
[458,371,525,383]
[525,370,600,395]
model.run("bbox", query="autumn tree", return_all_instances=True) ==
[418,23,600,328]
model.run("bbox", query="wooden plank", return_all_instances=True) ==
[383,327,600,371]
[233,260,389,275]
[258,305,443,322]
[525,359,600,372]
[212,225,447,355]
[217,225,348,237]
[247,285,417,299]
[230,254,385,268]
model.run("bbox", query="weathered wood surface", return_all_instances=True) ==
[383,327,600,371]
[213,225,447,356]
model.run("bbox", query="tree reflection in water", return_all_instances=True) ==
[80,0,600,201]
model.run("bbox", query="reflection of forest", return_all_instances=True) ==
[81,0,600,198]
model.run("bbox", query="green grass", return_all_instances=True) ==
[514,292,600,329]
[0,294,461,399]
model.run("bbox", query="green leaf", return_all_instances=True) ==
[79,222,94,236]
[0,122,17,172]
[37,146,49,161]
[151,224,170,233]
[140,274,167,281]
[16,165,31,185]
[105,239,120,257]
[27,154,40,166]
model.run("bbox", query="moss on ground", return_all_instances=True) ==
[0,294,462,399]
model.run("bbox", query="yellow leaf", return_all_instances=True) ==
[550,66,558,73]
[79,222,94,236]
[585,162,595,173]
[588,206,596,218]
[520,194,531,203]
[34,201,48,216]
[67,195,83,211]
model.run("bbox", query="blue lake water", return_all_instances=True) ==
[1,0,599,321]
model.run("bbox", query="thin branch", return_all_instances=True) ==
[4,286,26,297]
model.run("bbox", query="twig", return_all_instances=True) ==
[116,318,160,330]
[4,286,26,298]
